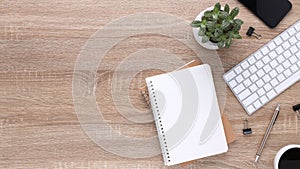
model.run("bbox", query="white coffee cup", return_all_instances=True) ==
[274,144,300,169]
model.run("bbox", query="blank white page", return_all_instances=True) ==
[146,64,228,166]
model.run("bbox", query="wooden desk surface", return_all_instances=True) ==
[1,0,299,168]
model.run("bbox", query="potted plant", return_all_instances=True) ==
[191,3,244,49]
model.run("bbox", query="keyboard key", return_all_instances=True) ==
[289,37,297,45]
[254,52,263,60]
[274,37,283,45]
[282,41,291,50]
[263,65,272,73]
[297,42,300,49]
[290,64,298,73]
[261,47,269,55]
[288,27,296,36]
[263,74,271,83]
[276,65,285,74]
[269,69,278,78]
[290,46,298,54]
[263,83,272,91]
[236,75,244,83]
[262,56,271,64]
[253,100,262,109]
[297,52,300,59]
[256,69,265,77]
[241,61,250,69]
[235,66,243,74]
[269,51,277,59]
[229,79,237,88]
[270,60,279,68]
[268,42,276,50]
[275,46,284,54]
[234,83,245,94]
[243,93,259,107]
[243,79,252,87]
[283,50,292,58]
[242,70,251,78]
[289,56,298,64]
[239,89,251,100]
[256,79,264,88]
[270,79,279,87]
[255,60,264,69]
[250,74,258,82]
[248,56,256,65]
[260,95,268,104]
[283,69,292,77]
[296,23,300,31]
[277,74,285,82]
[224,71,236,81]
[283,60,291,69]
[249,84,258,92]
[277,55,285,63]
[266,90,277,99]
[275,70,300,93]
[296,32,300,40]
[257,88,266,97]
[249,65,258,73]
[281,32,289,40]
[247,105,256,115]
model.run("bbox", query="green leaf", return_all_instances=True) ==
[214,28,223,38]
[228,19,234,24]
[229,7,239,19]
[213,2,221,14]
[218,41,224,48]
[211,37,218,42]
[191,20,201,28]
[224,4,230,13]
[232,25,241,32]
[234,19,244,26]
[205,31,213,38]
[206,21,215,30]
[221,35,227,41]
[202,36,209,43]
[221,20,230,29]
[219,11,229,19]
[232,33,242,39]
[198,29,205,36]
[200,19,207,28]
[190,20,202,27]
[225,39,232,48]
[204,11,213,18]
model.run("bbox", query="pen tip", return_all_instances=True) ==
[277,104,280,110]
[254,155,259,163]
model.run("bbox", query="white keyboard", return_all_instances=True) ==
[224,20,300,115]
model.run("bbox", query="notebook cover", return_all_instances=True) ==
[140,60,236,145]
[146,64,228,166]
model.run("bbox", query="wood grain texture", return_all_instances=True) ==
[0,0,300,168]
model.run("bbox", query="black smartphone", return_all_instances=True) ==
[238,0,292,28]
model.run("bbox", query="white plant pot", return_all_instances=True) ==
[192,6,219,50]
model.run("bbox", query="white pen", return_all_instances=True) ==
[255,104,280,163]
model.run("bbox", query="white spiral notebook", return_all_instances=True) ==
[146,64,228,166]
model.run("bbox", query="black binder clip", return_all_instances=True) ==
[246,27,262,39]
[292,104,300,120]
[243,119,252,135]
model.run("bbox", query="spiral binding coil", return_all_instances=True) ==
[141,90,151,107]
[148,80,170,163]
